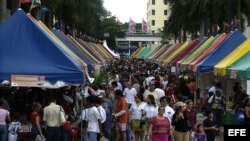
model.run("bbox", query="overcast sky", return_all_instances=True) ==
[103,0,147,23]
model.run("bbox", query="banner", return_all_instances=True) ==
[11,75,45,87]
[142,19,148,33]
[128,18,136,33]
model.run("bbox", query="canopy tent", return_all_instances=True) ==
[132,47,145,58]
[163,41,190,64]
[137,47,151,58]
[227,52,250,80]
[102,40,120,58]
[214,38,250,76]
[159,44,181,62]
[145,45,163,59]
[0,9,85,86]
[197,30,246,73]
[95,43,114,59]
[67,35,105,63]
[149,44,173,60]
[171,40,200,66]
[189,33,228,71]
[178,36,215,70]
[52,29,94,71]
[176,38,208,65]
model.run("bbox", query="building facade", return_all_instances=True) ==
[147,0,170,34]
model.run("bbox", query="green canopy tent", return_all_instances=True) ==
[227,52,250,80]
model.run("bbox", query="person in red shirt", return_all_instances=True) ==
[113,90,128,141]
[31,102,44,140]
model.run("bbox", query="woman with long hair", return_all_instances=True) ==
[129,94,147,141]
[31,101,44,140]
[148,106,173,141]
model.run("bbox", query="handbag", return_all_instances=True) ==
[35,135,46,141]
[59,106,66,126]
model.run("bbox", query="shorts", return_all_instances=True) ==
[115,123,127,132]
[131,119,146,131]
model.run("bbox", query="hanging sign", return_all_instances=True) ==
[11,75,45,87]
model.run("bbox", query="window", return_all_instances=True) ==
[164,0,168,5]
[152,10,155,15]
[152,20,155,26]
[164,20,168,26]
[164,10,167,15]
[152,0,155,5]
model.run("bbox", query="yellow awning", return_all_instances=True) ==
[214,38,250,76]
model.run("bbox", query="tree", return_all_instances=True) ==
[164,0,250,41]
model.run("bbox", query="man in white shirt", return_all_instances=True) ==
[43,96,63,141]
[123,82,137,109]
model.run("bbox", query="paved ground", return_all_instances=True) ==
[197,113,224,141]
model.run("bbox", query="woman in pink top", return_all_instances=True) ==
[148,106,173,141]
[0,99,11,141]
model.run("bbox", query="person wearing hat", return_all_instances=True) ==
[172,101,189,141]
[207,88,226,131]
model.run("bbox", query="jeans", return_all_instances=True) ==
[89,132,97,141]
[62,129,71,141]
[46,127,61,141]
[0,125,7,141]
[31,125,40,139]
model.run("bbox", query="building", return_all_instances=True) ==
[147,0,170,34]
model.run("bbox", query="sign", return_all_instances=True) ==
[224,125,250,140]
[230,70,237,79]
[11,75,45,87]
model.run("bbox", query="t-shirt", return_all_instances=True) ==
[81,107,101,133]
[8,121,21,141]
[164,106,175,123]
[129,102,147,120]
[0,109,9,125]
[123,87,137,104]
[31,112,40,126]
[115,98,128,124]
[195,132,206,141]
[203,118,217,137]
[144,104,158,119]
[151,117,170,135]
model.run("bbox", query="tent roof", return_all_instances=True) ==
[215,38,250,76]
[163,41,190,63]
[171,40,200,66]
[52,29,94,71]
[189,33,228,71]
[0,9,84,85]
[227,52,250,80]
[198,30,246,73]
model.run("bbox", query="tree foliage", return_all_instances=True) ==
[165,0,250,38]
[42,0,121,39]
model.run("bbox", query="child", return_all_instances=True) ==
[203,111,218,141]
[195,123,206,141]
[8,112,22,141]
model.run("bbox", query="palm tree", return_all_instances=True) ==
[165,0,250,41]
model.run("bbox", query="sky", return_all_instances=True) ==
[103,0,147,23]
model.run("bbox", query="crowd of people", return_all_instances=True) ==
[0,58,250,141]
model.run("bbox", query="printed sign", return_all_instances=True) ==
[11,75,45,87]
